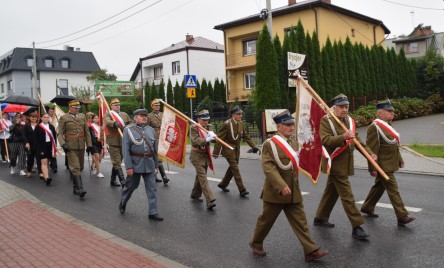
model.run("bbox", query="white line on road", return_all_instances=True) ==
[356,200,422,212]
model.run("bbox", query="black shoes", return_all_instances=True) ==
[45,178,52,186]
[110,180,120,187]
[240,189,249,197]
[314,218,335,228]
[207,201,216,210]
[190,195,203,202]
[218,184,230,192]
[119,202,126,214]
[162,177,170,185]
[155,178,162,183]
[352,226,369,240]
[148,214,164,221]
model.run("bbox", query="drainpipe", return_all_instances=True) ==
[311,6,318,33]
[140,59,144,108]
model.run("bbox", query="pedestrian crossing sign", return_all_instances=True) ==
[185,75,197,88]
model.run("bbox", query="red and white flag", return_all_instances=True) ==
[158,106,189,168]
[296,79,326,184]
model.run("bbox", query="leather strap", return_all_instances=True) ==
[130,152,153,158]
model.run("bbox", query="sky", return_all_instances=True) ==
[1,0,443,80]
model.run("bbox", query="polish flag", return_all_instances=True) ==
[158,106,189,168]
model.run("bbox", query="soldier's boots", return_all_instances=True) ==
[72,175,87,198]
[158,164,169,185]
[110,168,120,187]
[116,168,126,189]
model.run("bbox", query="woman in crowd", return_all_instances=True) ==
[35,113,57,185]
[22,114,40,178]
[8,113,26,175]
[88,114,104,178]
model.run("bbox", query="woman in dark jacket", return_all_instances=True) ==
[35,113,57,186]
[9,113,26,175]
[22,114,40,178]
[88,114,104,178]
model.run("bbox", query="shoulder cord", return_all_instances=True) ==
[327,118,338,136]
[269,140,293,170]
[375,124,398,145]
[229,120,239,141]
[130,126,154,152]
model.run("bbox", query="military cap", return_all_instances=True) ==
[273,109,295,125]
[332,94,349,106]
[110,98,120,105]
[133,108,148,116]
[151,99,161,106]
[68,100,81,108]
[376,99,394,111]
[230,105,243,114]
[197,109,210,120]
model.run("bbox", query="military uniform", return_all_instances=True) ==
[58,100,92,198]
[104,98,131,186]
[119,109,161,220]
[361,100,414,225]
[190,110,216,209]
[213,106,257,195]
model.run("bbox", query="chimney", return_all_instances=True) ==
[323,0,331,4]
[288,0,296,5]
[186,34,194,43]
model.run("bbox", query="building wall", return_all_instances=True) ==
[39,72,93,102]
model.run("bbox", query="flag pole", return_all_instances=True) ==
[296,74,390,181]
[98,92,123,138]
[0,108,10,162]
[157,99,234,150]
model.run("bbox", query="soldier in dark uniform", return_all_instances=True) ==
[147,99,169,184]
[313,94,377,240]
[361,100,416,226]
[212,105,260,197]
[58,100,92,198]
[104,98,131,187]
[118,109,163,221]
[250,110,328,262]
[190,110,217,210]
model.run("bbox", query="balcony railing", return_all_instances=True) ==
[226,53,256,69]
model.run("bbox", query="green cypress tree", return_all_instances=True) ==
[158,79,166,101]
[201,78,208,98]
[334,40,344,95]
[378,46,390,97]
[208,81,214,100]
[344,37,356,97]
[338,40,350,96]
[213,78,221,102]
[254,24,281,111]
[144,81,150,107]
[274,34,287,108]
[367,46,377,95]
[289,27,297,52]
[182,79,190,113]
[295,19,307,54]
[305,32,318,92]
[282,31,292,102]
[174,81,183,111]
[370,46,382,96]
[312,31,324,97]
[358,43,370,96]
[150,81,157,103]
[166,79,174,105]
[220,80,227,103]
[322,37,336,100]
[195,80,202,104]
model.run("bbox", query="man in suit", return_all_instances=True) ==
[104,98,131,187]
[147,99,169,184]
[58,100,92,198]
[190,110,217,210]
[212,105,260,197]
[313,94,377,240]
[360,99,416,226]
[249,110,328,262]
[119,109,163,221]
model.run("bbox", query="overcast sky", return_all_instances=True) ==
[1,0,443,80]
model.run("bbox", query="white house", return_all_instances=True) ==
[130,34,225,93]
[0,46,100,102]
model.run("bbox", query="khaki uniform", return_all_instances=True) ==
[213,118,256,192]
[104,111,131,169]
[58,113,92,176]
[315,115,372,228]
[251,134,318,254]
[361,121,408,219]
[189,125,215,204]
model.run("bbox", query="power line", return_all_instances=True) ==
[37,0,147,45]
[382,0,444,10]
[40,0,163,49]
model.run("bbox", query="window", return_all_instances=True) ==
[7,80,13,93]
[244,72,256,89]
[243,39,257,56]
[61,59,70,68]
[45,58,54,68]
[405,42,419,53]
[154,67,163,79]
[1,83,4,94]
[172,61,180,75]
[27,58,33,67]
[58,79,68,95]
[351,28,355,37]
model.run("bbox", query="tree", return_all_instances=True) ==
[144,81,150,107]
[71,85,93,100]
[295,19,307,54]
[213,78,222,102]
[220,80,227,103]
[274,34,287,108]
[208,81,214,100]
[173,81,183,111]
[158,79,166,101]
[149,81,157,103]
[166,79,174,105]
[311,31,324,97]
[86,69,117,81]
[416,48,444,98]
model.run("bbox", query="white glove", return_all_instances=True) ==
[206,131,216,142]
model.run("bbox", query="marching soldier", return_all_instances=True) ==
[58,100,92,198]
[147,99,169,184]
[361,100,416,226]
[313,94,377,240]
[212,105,260,197]
[250,110,328,262]
[119,109,163,221]
[104,98,131,187]
[190,110,217,210]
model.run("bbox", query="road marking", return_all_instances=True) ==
[165,171,178,175]
[208,177,221,182]
[356,201,422,212]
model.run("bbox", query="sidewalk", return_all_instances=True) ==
[0,180,186,268]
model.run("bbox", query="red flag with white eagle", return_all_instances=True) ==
[158,106,189,168]
[295,78,326,184]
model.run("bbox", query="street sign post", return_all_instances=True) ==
[184,74,197,124]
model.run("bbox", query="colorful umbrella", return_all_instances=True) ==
[1,103,29,113]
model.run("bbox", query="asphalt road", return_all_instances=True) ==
[1,151,443,267]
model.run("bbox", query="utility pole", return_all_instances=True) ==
[266,0,272,35]
[32,42,37,99]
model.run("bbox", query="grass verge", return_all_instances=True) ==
[406,144,444,158]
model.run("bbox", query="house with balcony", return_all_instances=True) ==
[214,0,390,102]
[386,24,444,59]
[130,34,225,93]
[0,46,100,102]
